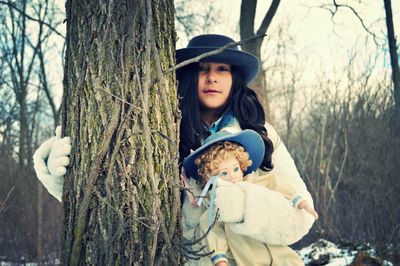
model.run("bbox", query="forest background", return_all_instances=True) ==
[0,0,399,264]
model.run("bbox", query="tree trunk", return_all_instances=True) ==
[36,184,43,265]
[18,99,29,166]
[383,0,400,129]
[240,0,280,116]
[61,1,180,265]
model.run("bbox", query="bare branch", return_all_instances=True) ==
[256,0,280,36]
[94,190,152,230]
[104,34,268,108]
[333,0,379,41]
[179,210,220,261]
[309,0,383,44]
[327,130,348,209]
[0,0,65,38]
[0,186,15,213]
[166,33,267,74]
[99,87,143,111]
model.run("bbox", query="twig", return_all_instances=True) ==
[178,210,220,261]
[0,186,15,213]
[94,190,152,229]
[166,33,267,74]
[327,129,348,208]
[100,34,268,113]
[315,0,382,45]
[70,104,122,264]
[99,87,142,111]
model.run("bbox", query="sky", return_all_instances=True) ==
[177,0,399,69]
[172,0,399,126]
[179,0,398,68]
[47,0,400,109]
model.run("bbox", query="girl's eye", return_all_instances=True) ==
[220,172,228,176]
[217,66,230,72]
[199,65,209,72]
[234,167,239,172]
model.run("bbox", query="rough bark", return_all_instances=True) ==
[240,0,280,115]
[62,1,180,265]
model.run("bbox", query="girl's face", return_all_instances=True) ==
[216,157,244,183]
[197,62,233,112]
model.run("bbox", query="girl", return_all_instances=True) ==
[177,34,315,250]
[34,34,316,264]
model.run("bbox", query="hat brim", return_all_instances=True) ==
[183,130,265,180]
[176,47,260,85]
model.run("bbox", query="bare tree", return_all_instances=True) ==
[383,0,400,128]
[291,43,400,255]
[263,24,307,147]
[0,0,64,263]
[61,1,180,264]
[240,0,281,111]
[1,0,36,168]
[175,0,219,41]
[314,0,399,128]
[0,0,62,168]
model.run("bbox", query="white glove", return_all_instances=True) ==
[33,126,71,202]
[215,178,246,223]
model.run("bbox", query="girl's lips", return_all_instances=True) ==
[203,89,220,94]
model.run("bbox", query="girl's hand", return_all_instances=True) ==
[181,167,190,188]
[33,126,71,202]
[181,167,200,207]
[47,126,71,178]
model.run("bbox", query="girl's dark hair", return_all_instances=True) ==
[177,64,273,171]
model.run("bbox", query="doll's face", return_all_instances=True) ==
[216,157,244,183]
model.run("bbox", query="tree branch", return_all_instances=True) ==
[0,0,65,38]
[256,0,281,36]
[0,187,15,213]
[312,0,383,44]
[166,33,267,74]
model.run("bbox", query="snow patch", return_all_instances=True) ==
[298,239,393,266]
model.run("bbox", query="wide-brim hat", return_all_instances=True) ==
[176,34,260,85]
[183,129,265,180]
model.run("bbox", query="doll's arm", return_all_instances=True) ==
[265,174,319,220]
[298,200,319,220]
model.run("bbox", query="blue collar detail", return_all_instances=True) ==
[208,109,237,134]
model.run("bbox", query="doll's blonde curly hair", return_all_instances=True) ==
[195,141,252,185]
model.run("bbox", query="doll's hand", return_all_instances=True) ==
[298,200,319,220]
[215,178,245,223]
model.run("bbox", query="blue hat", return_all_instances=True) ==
[176,34,260,85]
[183,129,265,179]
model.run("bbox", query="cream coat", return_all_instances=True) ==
[193,173,305,265]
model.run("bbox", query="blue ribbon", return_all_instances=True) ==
[197,175,220,228]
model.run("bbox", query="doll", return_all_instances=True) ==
[182,129,318,266]
[195,141,318,219]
